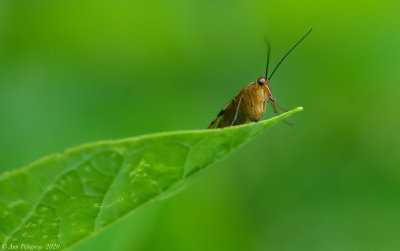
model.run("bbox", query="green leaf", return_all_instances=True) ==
[0,107,302,250]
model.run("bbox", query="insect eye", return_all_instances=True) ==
[257,78,265,85]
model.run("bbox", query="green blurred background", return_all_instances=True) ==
[1,0,399,250]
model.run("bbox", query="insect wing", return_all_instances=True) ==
[208,109,225,129]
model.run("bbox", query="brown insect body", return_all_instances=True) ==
[208,80,272,128]
[208,29,312,129]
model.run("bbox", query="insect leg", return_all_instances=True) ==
[272,102,278,113]
[231,95,244,126]
[272,103,294,126]
[248,90,256,121]
[275,102,289,112]
[263,100,267,114]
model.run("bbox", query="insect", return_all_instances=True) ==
[208,29,312,129]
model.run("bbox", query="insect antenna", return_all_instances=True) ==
[268,28,312,80]
[264,37,271,78]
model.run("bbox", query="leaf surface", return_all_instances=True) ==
[0,107,302,249]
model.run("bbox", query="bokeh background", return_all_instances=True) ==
[1,0,400,250]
